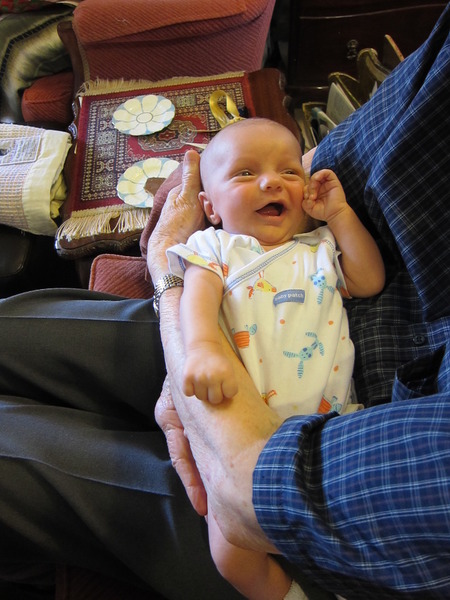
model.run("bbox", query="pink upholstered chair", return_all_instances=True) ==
[71,0,276,82]
[22,0,276,127]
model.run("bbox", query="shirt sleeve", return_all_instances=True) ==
[305,7,450,412]
[253,390,450,598]
[166,227,226,282]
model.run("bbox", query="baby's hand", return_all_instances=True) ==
[303,169,348,224]
[183,346,238,404]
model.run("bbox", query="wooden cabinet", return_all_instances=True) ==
[287,1,447,101]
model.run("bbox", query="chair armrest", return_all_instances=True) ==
[89,254,152,299]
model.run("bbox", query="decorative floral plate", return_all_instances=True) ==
[117,157,179,208]
[112,94,175,136]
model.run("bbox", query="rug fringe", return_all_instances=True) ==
[56,205,151,241]
[77,72,245,97]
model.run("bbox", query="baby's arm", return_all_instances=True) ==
[303,169,385,297]
[180,263,238,404]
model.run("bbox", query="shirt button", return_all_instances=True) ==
[412,334,427,346]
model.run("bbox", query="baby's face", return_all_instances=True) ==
[199,120,313,250]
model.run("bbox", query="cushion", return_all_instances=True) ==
[0,123,71,235]
[21,70,74,124]
[74,0,247,44]
[89,254,151,298]
[89,165,183,297]
[0,5,73,122]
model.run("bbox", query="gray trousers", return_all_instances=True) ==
[0,289,243,599]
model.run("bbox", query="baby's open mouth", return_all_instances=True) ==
[257,203,284,217]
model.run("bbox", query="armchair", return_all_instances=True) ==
[21,0,276,126]
[71,0,276,82]
[3,0,277,297]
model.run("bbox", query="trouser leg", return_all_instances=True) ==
[0,289,165,421]
[0,289,243,599]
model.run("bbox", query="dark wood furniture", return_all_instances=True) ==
[286,0,447,101]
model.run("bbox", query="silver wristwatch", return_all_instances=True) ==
[153,274,184,319]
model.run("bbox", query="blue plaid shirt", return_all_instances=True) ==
[253,5,450,598]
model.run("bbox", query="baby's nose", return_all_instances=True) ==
[260,173,282,190]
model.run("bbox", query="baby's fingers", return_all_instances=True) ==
[304,177,320,201]
[222,376,238,401]
[303,185,314,203]
[207,383,227,405]
[182,370,208,401]
[183,374,225,404]
[182,377,195,398]
[206,378,237,405]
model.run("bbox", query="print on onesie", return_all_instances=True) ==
[168,225,356,420]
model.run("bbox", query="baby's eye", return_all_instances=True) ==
[282,169,302,177]
[232,169,254,179]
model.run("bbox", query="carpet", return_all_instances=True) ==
[56,71,254,244]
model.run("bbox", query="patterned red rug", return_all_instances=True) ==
[57,71,255,244]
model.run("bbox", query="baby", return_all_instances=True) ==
[167,118,385,599]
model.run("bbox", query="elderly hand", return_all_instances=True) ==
[147,150,206,284]
[154,377,208,516]
[150,150,208,516]
[150,149,281,553]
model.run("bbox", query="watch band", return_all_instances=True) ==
[153,274,184,319]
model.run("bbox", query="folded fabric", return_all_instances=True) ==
[0,123,71,235]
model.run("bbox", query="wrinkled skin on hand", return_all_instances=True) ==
[147,150,206,285]
[148,149,281,554]
[154,376,208,516]
[148,150,208,515]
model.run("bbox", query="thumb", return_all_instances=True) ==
[179,150,201,203]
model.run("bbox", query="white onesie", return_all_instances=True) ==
[168,225,355,418]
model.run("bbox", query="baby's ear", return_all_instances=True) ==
[199,191,221,225]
